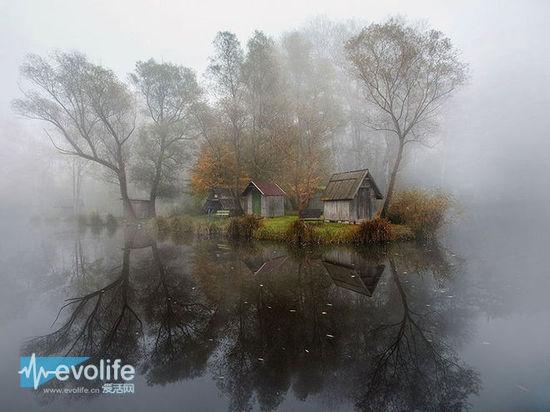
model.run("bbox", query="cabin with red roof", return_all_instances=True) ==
[241,180,286,217]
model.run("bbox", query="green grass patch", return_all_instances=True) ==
[149,214,414,245]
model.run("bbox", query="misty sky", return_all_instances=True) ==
[1,0,549,214]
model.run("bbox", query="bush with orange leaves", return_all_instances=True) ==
[387,189,453,238]
[351,218,392,245]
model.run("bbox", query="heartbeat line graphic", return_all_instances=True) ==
[18,354,56,390]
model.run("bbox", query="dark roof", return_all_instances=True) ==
[242,181,286,197]
[321,169,383,201]
[203,188,240,211]
[209,187,233,198]
[219,198,239,209]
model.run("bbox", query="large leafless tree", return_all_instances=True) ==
[13,52,138,218]
[345,18,467,216]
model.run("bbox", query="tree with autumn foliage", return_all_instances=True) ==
[191,30,341,212]
[190,143,248,197]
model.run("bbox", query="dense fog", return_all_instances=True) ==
[0,0,548,224]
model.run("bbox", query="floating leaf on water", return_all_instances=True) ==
[516,384,529,392]
[326,334,334,338]
[321,311,327,315]
[258,358,264,361]
[305,349,309,353]
[259,284,264,287]
[290,309,296,312]
[326,303,333,306]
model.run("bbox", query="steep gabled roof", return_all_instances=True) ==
[209,187,233,199]
[321,169,383,201]
[242,180,286,197]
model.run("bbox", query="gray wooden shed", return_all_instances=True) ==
[321,169,383,223]
[242,181,285,217]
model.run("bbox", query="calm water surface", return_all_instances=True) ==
[0,212,549,411]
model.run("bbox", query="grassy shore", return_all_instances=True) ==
[256,216,413,243]
[151,215,414,245]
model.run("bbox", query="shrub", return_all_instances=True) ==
[170,216,194,236]
[89,212,104,227]
[226,215,262,241]
[195,220,225,238]
[285,218,318,245]
[351,218,392,245]
[154,216,172,233]
[387,189,452,237]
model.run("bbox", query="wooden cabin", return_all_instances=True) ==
[202,188,240,216]
[321,169,383,223]
[242,180,286,217]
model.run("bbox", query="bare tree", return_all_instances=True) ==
[345,18,467,216]
[13,52,137,218]
[241,30,285,179]
[130,59,202,215]
[280,32,342,211]
[206,31,247,210]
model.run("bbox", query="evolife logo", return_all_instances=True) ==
[19,354,135,390]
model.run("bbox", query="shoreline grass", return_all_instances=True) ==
[150,215,414,245]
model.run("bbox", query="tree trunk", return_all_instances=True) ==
[380,139,404,218]
[119,171,135,220]
[231,188,244,216]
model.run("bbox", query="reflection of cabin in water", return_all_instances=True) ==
[242,181,286,217]
[202,188,240,216]
[322,249,385,296]
[322,169,383,223]
[243,254,288,276]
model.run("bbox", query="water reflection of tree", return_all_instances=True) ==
[192,241,480,411]
[353,256,480,411]
[26,233,480,411]
[25,241,142,362]
[139,243,218,384]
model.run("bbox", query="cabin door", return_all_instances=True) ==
[252,191,261,215]
[357,188,369,220]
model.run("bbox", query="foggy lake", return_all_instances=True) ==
[1,203,549,411]
[1,1,549,411]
